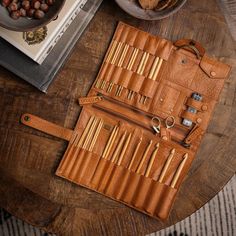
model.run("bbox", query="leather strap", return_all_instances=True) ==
[186,98,208,111]
[174,39,205,59]
[181,110,198,122]
[21,113,73,141]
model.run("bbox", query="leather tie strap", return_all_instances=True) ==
[21,113,73,141]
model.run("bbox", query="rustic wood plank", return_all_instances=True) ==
[0,0,235,235]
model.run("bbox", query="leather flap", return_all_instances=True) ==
[200,55,231,79]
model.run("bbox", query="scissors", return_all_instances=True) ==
[151,116,175,134]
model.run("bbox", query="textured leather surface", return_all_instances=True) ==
[21,22,231,220]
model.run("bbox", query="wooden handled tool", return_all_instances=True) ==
[102,125,119,159]
[128,137,142,170]
[158,148,175,182]
[82,117,99,149]
[136,140,153,173]
[139,56,163,104]
[77,116,95,147]
[116,48,139,97]
[170,153,188,188]
[106,40,118,62]
[117,133,132,165]
[144,143,159,177]
[107,44,130,93]
[88,119,104,151]
[111,131,127,162]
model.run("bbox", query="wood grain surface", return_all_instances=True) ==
[0,0,236,235]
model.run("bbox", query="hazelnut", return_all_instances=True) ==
[32,0,41,9]
[46,0,54,6]
[22,0,30,10]
[8,2,18,12]
[26,8,35,17]
[40,3,49,12]
[10,10,20,19]
[19,8,26,17]
[1,0,11,7]
[34,9,45,19]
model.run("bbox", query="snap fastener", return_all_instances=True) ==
[210,71,216,77]
[24,116,30,122]
[202,105,208,111]
[162,135,168,140]
[196,118,202,123]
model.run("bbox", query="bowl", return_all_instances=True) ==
[115,0,187,20]
[0,0,65,32]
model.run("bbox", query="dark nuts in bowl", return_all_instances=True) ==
[0,0,65,31]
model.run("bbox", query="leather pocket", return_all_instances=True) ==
[144,182,177,220]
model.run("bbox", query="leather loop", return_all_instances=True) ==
[186,98,208,111]
[174,39,205,59]
[181,111,198,123]
[21,113,73,141]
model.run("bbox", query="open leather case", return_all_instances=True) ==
[21,22,231,220]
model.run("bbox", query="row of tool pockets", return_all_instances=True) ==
[56,147,178,220]
[94,62,159,99]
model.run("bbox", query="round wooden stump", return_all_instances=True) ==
[0,0,235,235]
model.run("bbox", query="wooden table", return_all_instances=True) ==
[0,0,235,235]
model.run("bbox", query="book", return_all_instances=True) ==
[0,0,103,92]
[0,0,87,64]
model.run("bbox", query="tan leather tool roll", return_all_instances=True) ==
[21,22,231,220]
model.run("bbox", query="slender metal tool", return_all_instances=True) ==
[128,137,142,170]
[77,116,95,147]
[158,148,175,182]
[111,131,127,162]
[117,133,132,165]
[144,143,160,177]
[136,140,153,173]
[88,119,104,151]
[170,153,188,188]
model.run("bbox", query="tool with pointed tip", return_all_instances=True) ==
[107,44,130,93]
[82,117,99,149]
[117,133,132,165]
[106,40,118,63]
[88,119,104,151]
[111,131,127,162]
[128,137,142,170]
[102,125,119,159]
[136,140,153,173]
[170,153,188,188]
[95,40,118,89]
[139,57,163,104]
[116,48,139,97]
[158,148,175,182]
[144,143,160,177]
[77,116,95,147]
